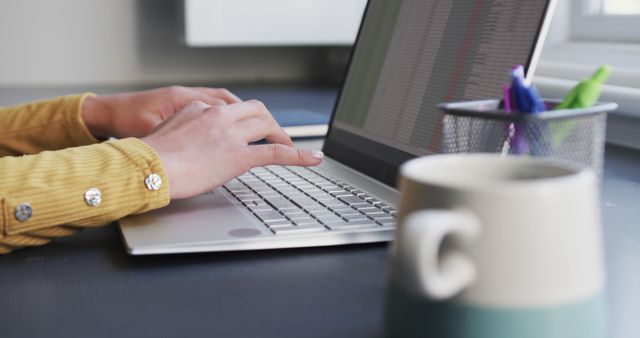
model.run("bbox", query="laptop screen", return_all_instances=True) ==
[323,0,554,186]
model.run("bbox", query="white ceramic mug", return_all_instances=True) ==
[385,154,606,338]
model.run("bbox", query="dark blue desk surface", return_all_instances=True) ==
[1,86,639,338]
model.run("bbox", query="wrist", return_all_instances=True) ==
[140,135,179,199]
[81,95,112,140]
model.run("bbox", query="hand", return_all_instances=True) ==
[82,86,241,139]
[141,100,324,199]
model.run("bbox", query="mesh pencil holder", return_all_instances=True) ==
[437,99,618,178]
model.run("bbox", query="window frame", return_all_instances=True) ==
[570,0,640,43]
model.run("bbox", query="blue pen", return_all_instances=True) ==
[511,65,546,113]
[507,65,547,154]
[524,83,546,113]
[507,66,528,154]
[511,65,530,113]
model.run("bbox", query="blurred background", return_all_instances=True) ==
[0,0,639,148]
[0,0,361,88]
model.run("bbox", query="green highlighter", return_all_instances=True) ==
[552,65,611,145]
[556,64,611,110]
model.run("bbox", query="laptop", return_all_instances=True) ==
[119,0,557,255]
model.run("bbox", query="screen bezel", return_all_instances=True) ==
[322,0,556,188]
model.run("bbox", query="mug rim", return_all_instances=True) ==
[400,154,594,191]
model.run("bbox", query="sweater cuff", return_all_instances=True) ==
[105,138,171,213]
[67,93,100,146]
[1,138,170,238]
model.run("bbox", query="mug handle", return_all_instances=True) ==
[393,209,481,300]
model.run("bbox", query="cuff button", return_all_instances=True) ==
[15,203,33,222]
[84,188,102,206]
[145,173,162,191]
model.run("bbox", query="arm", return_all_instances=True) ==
[0,138,169,254]
[0,86,242,157]
[0,98,322,254]
[0,94,98,157]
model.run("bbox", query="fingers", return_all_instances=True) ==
[245,144,324,168]
[198,96,228,107]
[193,87,242,104]
[235,116,293,146]
[184,100,212,111]
[221,100,293,145]
[222,100,274,122]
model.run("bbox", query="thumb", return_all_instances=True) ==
[245,144,324,168]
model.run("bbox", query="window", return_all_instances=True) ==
[602,0,640,15]
[571,0,640,43]
[536,0,640,149]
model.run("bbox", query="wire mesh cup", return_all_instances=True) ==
[437,99,618,178]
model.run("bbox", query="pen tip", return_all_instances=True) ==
[592,64,611,84]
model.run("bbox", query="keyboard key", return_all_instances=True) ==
[284,192,308,200]
[303,187,323,194]
[281,209,304,216]
[238,195,260,202]
[225,181,246,188]
[352,203,373,209]
[307,209,335,218]
[358,207,380,214]
[377,203,392,211]
[332,208,359,216]
[254,210,286,222]
[342,214,368,222]
[316,215,344,224]
[303,204,325,212]
[322,202,351,211]
[369,214,393,221]
[265,220,293,227]
[228,187,251,194]
[329,190,352,197]
[364,212,385,218]
[377,219,397,226]
[287,214,314,221]
[325,221,378,230]
[351,190,366,196]
[264,196,298,210]
[275,187,297,194]
[321,185,341,192]
[247,182,269,189]
[310,193,334,201]
[272,225,325,235]
[338,196,366,206]
[290,195,316,203]
[292,219,322,226]
[248,205,274,212]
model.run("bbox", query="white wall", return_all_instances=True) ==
[0,0,331,87]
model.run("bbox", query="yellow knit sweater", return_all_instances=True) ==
[0,94,170,254]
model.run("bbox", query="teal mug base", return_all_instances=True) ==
[384,279,606,338]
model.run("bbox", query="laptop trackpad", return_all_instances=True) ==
[119,190,270,250]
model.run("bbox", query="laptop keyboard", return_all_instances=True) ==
[223,166,397,235]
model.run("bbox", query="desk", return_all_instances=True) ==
[1,87,639,338]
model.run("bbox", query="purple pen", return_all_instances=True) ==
[503,85,512,113]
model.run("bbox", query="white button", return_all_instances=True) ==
[15,203,32,222]
[145,173,162,191]
[84,188,102,206]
